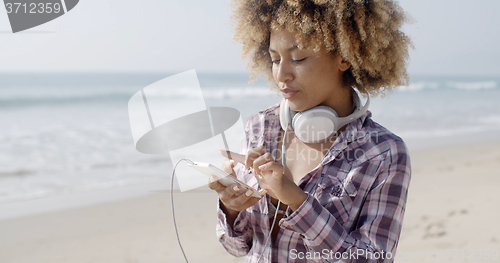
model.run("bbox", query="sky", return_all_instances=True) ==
[0,0,499,76]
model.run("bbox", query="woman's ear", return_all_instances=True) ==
[338,57,351,72]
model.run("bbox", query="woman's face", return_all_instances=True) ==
[269,30,351,113]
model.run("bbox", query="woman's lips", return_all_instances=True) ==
[280,88,299,99]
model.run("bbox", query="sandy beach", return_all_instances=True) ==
[1,142,499,263]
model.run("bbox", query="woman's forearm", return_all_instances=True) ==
[220,201,240,226]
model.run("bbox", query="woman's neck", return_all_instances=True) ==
[320,87,354,118]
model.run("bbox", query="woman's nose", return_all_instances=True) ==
[275,62,294,84]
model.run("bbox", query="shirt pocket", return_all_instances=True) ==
[314,172,358,224]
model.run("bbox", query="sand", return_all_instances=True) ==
[1,142,499,262]
[396,143,500,262]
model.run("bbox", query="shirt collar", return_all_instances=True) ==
[341,110,372,143]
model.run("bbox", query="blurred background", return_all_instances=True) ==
[0,1,499,262]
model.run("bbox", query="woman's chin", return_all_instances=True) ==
[288,101,314,112]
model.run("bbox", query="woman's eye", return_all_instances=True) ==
[292,57,307,63]
[270,57,306,64]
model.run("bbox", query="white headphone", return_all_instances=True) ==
[279,89,370,143]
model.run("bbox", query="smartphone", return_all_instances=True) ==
[187,161,262,198]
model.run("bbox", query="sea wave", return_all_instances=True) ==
[202,86,276,99]
[397,80,498,92]
[398,82,439,92]
[446,81,497,90]
[0,86,275,106]
[1,79,498,107]
[0,93,135,106]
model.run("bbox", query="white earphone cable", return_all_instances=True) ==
[256,124,290,263]
[171,158,192,263]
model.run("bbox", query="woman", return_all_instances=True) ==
[209,0,412,262]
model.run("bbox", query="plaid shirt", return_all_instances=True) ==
[216,103,411,263]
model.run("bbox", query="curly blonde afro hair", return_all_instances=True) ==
[231,0,412,96]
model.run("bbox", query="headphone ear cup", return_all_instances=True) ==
[292,106,339,143]
[279,99,290,131]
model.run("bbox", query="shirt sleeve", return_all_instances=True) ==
[280,140,411,262]
[216,201,253,257]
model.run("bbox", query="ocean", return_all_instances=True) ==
[1,72,499,204]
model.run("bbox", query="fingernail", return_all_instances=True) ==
[245,190,252,197]
[230,160,235,165]
[258,164,266,170]
[260,189,268,195]
[233,185,240,191]
[209,176,216,182]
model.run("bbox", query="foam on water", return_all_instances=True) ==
[446,80,497,90]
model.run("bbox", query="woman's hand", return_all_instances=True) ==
[222,146,308,211]
[208,158,266,224]
[244,146,281,199]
